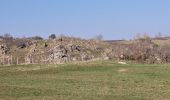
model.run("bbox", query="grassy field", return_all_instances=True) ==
[0,61,170,100]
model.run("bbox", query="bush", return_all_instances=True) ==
[113,38,159,63]
[49,34,56,39]
[17,42,27,48]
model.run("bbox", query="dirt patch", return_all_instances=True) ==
[118,68,128,72]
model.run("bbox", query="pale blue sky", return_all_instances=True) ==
[0,0,170,40]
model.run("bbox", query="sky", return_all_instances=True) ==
[0,0,170,40]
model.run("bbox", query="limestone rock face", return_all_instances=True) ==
[51,45,69,63]
[0,44,12,65]
[21,37,106,64]
[47,44,81,63]
[45,42,99,64]
[0,44,9,55]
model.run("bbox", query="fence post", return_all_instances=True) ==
[11,55,13,65]
[3,56,4,65]
[32,57,34,64]
[17,57,19,65]
[44,56,47,64]
[8,57,10,65]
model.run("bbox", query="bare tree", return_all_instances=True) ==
[94,34,103,41]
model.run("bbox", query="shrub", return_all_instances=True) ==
[49,34,56,39]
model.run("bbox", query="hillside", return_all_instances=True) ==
[0,36,170,65]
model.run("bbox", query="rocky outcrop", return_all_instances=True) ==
[0,44,9,55]
[1,35,169,65]
[46,44,95,64]
[0,44,13,65]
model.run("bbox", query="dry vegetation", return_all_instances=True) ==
[0,33,170,65]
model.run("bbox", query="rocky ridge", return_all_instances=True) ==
[0,36,170,65]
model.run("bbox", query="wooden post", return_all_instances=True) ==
[17,57,19,65]
[45,56,47,64]
[0,57,2,65]
[32,57,34,64]
[2,56,4,65]
[8,57,10,65]
[40,55,42,64]
[11,55,13,65]
[44,56,46,64]
[31,57,33,64]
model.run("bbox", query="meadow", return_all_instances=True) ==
[0,61,170,100]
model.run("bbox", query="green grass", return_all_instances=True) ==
[0,61,170,100]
